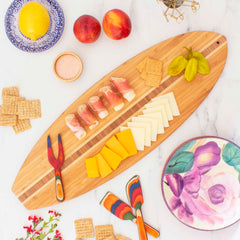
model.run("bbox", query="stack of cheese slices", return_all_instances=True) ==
[120,92,180,151]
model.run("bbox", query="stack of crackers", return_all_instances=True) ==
[74,218,131,240]
[0,87,41,134]
[136,57,163,87]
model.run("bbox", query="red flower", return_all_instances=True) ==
[28,215,39,223]
[23,225,34,233]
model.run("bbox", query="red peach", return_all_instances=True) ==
[102,9,131,40]
[73,15,101,43]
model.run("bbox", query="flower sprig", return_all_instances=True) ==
[16,211,62,240]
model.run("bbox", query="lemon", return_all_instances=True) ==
[18,1,50,41]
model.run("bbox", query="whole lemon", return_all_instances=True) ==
[18,1,50,41]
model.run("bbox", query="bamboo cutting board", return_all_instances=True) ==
[12,31,228,209]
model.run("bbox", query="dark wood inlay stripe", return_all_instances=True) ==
[18,35,226,203]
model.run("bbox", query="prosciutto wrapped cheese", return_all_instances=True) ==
[110,77,136,102]
[65,114,86,140]
[100,85,124,111]
[88,96,108,119]
[77,104,99,130]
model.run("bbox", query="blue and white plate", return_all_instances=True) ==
[5,0,65,53]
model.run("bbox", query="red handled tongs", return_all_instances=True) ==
[47,134,65,202]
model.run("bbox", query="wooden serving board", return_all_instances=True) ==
[12,31,227,209]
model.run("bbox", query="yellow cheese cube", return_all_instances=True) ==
[85,156,99,178]
[100,146,122,170]
[116,129,138,156]
[96,153,112,178]
[105,136,129,160]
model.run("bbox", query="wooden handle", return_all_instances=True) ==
[132,218,160,238]
[136,209,148,240]
[55,171,64,202]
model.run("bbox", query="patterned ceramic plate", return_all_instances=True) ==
[5,0,64,53]
[162,136,240,231]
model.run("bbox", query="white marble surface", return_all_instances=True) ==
[1,0,240,239]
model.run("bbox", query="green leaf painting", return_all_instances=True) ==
[222,143,240,167]
[234,165,240,172]
[165,151,194,174]
[175,140,197,155]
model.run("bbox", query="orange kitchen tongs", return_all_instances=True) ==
[47,134,65,202]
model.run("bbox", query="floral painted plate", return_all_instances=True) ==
[5,0,64,53]
[162,136,240,231]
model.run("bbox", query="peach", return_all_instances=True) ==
[102,9,131,40]
[73,15,101,43]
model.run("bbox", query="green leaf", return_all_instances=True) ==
[234,165,240,172]
[176,140,196,154]
[165,151,194,174]
[239,173,240,183]
[222,143,240,166]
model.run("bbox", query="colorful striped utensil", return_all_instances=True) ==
[47,134,65,202]
[126,175,148,240]
[100,192,160,238]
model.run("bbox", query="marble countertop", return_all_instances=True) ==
[1,0,240,239]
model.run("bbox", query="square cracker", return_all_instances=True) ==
[105,236,116,240]
[2,95,25,105]
[136,57,148,73]
[13,118,31,134]
[0,106,17,126]
[95,225,114,240]
[145,58,163,75]
[2,87,19,97]
[1,104,18,115]
[115,235,132,240]
[74,218,94,239]
[17,100,41,119]
[145,73,162,87]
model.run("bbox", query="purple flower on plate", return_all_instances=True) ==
[183,168,201,196]
[169,196,182,210]
[208,184,226,205]
[166,174,184,197]
[194,142,221,174]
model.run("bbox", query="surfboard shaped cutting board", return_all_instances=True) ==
[12,31,227,209]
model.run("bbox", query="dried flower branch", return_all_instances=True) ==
[157,0,200,22]
[16,211,62,240]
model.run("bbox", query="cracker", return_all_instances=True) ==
[105,236,116,240]
[136,58,148,73]
[115,235,132,240]
[2,95,25,105]
[145,58,163,75]
[145,73,162,87]
[1,104,18,115]
[13,118,31,134]
[2,87,19,96]
[95,225,114,240]
[17,100,41,119]
[0,107,17,126]
[74,218,94,239]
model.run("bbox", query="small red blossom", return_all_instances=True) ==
[23,225,34,233]
[28,215,39,223]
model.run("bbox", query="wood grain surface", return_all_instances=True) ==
[12,31,228,209]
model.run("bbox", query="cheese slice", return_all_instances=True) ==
[145,98,173,121]
[105,136,129,160]
[132,116,157,141]
[85,156,99,178]
[120,127,145,151]
[96,153,112,178]
[127,122,151,147]
[143,105,169,127]
[100,146,122,170]
[153,92,180,116]
[116,129,138,155]
[141,113,164,134]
